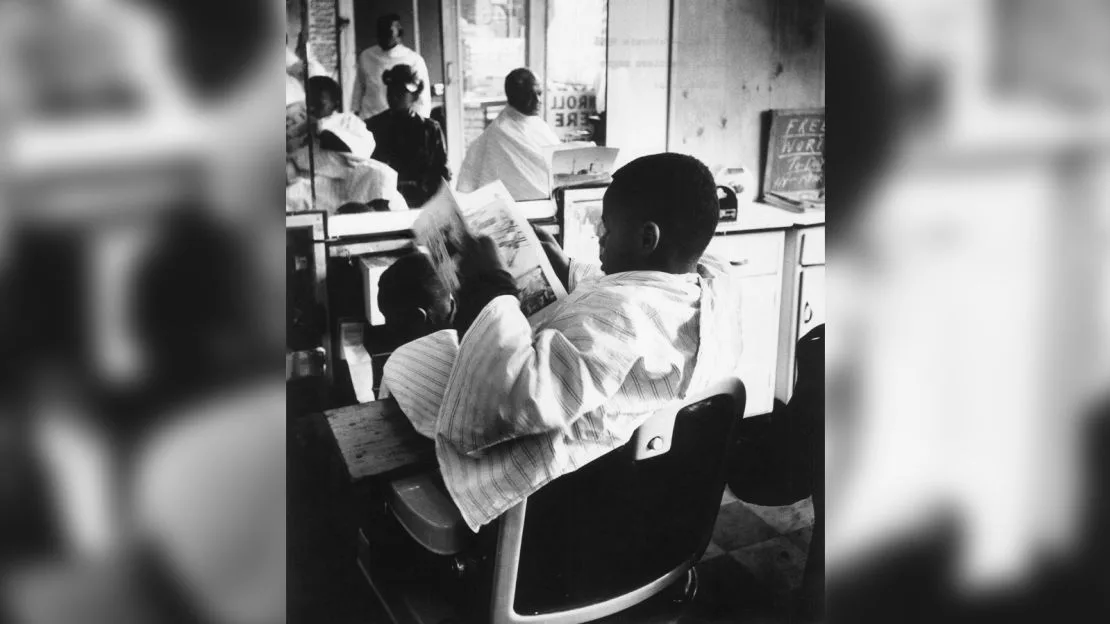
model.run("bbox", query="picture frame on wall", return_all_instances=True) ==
[559,184,608,264]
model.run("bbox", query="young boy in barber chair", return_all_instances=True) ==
[367,154,743,612]
[374,252,458,436]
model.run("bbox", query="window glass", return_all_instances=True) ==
[546,0,607,143]
[459,0,528,152]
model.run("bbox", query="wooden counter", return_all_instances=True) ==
[716,201,825,233]
[322,398,436,484]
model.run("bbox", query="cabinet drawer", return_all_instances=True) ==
[799,227,825,266]
[706,231,785,277]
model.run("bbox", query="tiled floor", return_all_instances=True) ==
[588,493,816,624]
[705,494,815,600]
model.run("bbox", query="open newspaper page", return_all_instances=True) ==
[412,183,472,293]
[413,180,568,321]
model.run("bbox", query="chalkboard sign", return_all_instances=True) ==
[762,108,825,205]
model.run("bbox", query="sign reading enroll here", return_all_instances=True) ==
[762,108,825,199]
[546,88,599,141]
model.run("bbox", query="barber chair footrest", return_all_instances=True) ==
[388,471,471,556]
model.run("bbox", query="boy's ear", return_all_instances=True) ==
[640,221,661,254]
[445,295,457,324]
[408,308,429,325]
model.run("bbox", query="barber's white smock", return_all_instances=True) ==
[457,106,561,201]
[381,257,742,532]
[350,44,431,119]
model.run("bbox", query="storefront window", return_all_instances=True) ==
[546,0,607,143]
[459,0,528,151]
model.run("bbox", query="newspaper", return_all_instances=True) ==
[413,180,568,319]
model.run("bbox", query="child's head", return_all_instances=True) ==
[599,153,719,274]
[383,64,423,113]
[306,76,342,119]
[336,202,370,215]
[377,252,455,343]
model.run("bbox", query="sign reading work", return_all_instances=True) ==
[761,108,825,200]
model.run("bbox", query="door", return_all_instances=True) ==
[440,0,610,175]
[348,1,421,98]
[442,0,531,177]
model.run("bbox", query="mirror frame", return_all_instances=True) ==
[323,198,558,239]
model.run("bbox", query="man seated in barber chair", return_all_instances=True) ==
[286,76,407,213]
[367,153,744,619]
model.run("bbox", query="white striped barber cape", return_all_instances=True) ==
[379,329,460,438]
[381,257,743,532]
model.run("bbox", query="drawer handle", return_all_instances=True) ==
[803,302,813,323]
[729,259,750,267]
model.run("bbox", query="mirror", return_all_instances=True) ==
[286,0,610,225]
[286,0,450,217]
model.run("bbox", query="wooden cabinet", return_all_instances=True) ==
[777,225,825,402]
[706,231,785,416]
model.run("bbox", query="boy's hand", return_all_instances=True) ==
[532,225,570,291]
[458,235,507,279]
[532,225,558,247]
[454,235,518,337]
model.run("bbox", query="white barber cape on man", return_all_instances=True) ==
[456,105,561,201]
[286,53,405,212]
[379,256,743,532]
[351,43,431,120]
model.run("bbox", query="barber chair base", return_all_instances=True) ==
[357,524,699,624]
[357,527,461,624]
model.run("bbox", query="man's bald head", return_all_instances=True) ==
[505,68,542,116]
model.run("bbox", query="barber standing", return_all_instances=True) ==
[351,14,431,121]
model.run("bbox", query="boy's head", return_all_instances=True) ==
[336,202,370,215]
[383,64,423,112]
[599,153,719,274]
[306,75,341,119]
[377,252,455,343]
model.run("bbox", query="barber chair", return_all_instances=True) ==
[360,377,746,623]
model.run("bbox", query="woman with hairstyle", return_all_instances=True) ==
[366,64,450,208]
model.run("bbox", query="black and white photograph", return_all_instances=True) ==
[2,0,1110,623]
[286,1,825,623]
